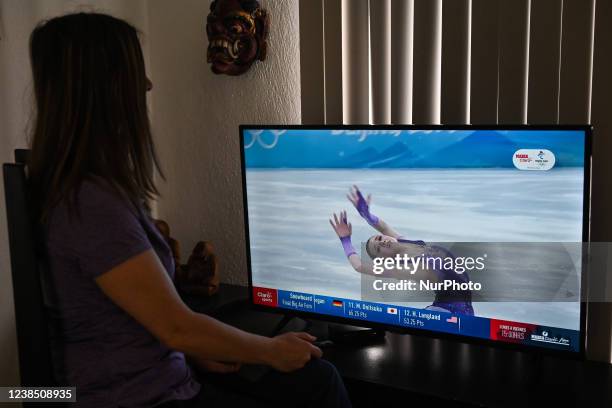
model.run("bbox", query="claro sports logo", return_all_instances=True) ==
[513,149,556,171]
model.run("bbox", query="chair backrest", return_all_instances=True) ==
[3,150,55,387]
[14,148,30,165]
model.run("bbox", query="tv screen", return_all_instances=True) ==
[240,125,590,355]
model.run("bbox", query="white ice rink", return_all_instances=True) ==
[246,168,584,330]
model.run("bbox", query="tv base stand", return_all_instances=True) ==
[327,323,386,345]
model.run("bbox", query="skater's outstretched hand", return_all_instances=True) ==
[329,210,352,238]
[347,185,379,227]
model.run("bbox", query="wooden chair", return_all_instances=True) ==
[3,149,64,407]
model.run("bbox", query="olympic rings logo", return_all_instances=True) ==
[244,130,287,149]
[244,129,454,148]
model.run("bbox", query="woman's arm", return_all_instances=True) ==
[95,249,322,372]
[347,185,401,239]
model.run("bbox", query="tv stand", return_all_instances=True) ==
[183,285,612,407]
[327,323,386,345]
[270,315,385,346]
[271,314,311,336]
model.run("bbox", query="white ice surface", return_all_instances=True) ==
[246,168,583,330]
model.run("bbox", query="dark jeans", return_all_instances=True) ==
[159,358,352,408]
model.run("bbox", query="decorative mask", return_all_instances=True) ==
[206,0,270,75]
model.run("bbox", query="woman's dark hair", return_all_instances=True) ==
[28,12,163,222]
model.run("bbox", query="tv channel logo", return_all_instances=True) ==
[513,149,556,171]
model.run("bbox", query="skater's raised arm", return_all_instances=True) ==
[348,185,401,239]
[329,211,369,274]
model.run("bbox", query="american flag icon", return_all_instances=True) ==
[446,316,458,324]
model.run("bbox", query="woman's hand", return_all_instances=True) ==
[329,210,352,238]
[347,185,379,226]
[266,332,322,372]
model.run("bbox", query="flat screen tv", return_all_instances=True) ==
[240,125,591,356]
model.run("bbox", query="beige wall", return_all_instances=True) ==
[147,0,301,284]
[0,0,149,387]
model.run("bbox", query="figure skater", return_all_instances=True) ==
[330,186,474,316]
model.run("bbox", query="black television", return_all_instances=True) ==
[239,125,591,356]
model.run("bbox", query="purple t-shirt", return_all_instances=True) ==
[44,180,200,407]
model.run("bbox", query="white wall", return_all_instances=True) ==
[0,0,149,387]
[147,0,301,284]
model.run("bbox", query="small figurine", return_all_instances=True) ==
[154,219,219,296]
[178,241,220,296]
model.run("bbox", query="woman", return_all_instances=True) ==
[330,186,474,316]
[28,12,350,408]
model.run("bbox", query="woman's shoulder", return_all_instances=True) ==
[47,178,141,230]
[45,178,153,278]
[78,178,120,203]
